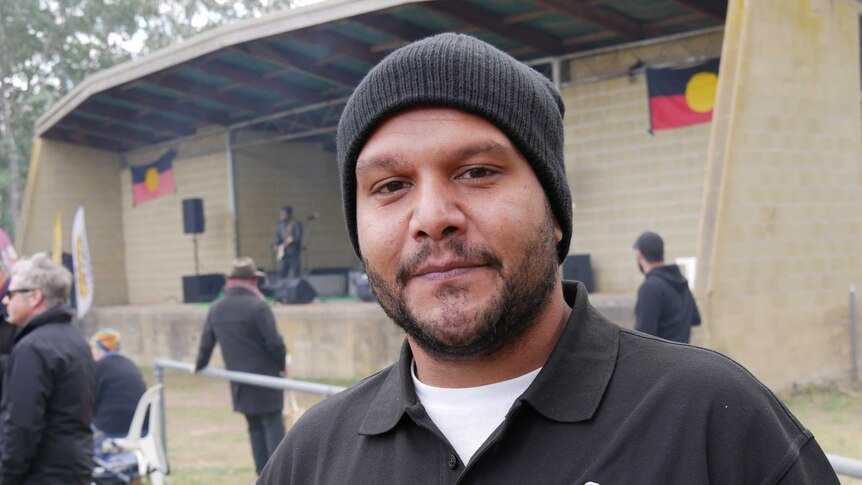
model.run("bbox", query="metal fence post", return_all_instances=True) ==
[851,286,859,381]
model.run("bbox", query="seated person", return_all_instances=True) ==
[90,328,147,437]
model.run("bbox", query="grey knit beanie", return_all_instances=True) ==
[337,33,572,263]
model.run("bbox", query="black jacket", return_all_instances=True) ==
[260,282,837,484]
[635,264,701,343]
[0,305,95,485]
[195,287,287,415]
[93,353,147,436]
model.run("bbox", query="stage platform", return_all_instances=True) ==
[79,293,635,382]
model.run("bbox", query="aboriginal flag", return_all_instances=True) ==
[131,149,177,206]
[646,58,720,131]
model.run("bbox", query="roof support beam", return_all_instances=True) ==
[666,0,727,21]
[534,0,648,40]
[426,0,567,55]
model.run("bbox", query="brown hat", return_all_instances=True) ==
[227,257,265,279]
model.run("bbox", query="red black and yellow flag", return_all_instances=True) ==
[131,149,177,206]
[646,58,720,131]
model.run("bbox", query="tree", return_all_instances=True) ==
[0,0,300,240]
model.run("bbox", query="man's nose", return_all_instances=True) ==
[408,182,467,242]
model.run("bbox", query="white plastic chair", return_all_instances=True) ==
[111,383,169,485]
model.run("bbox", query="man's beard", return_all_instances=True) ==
[364,210,560,360]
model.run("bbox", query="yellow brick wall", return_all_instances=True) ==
[563,31,723,292]
[233,140,357,273]
[699,0,862,389]
[18,139,128,305]
[121,133,235,304]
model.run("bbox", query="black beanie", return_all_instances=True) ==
[337,33,572,263]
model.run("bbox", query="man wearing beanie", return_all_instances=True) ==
[260,34,836,484]
[633,231,701,343]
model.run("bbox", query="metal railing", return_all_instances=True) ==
[153,359,862,479]
[152,358,346,465]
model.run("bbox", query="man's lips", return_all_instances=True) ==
[410,262,486,282]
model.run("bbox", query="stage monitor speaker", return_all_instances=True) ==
[182,198,205,234]
[274,278,317,304]
[356,279,376,302]
[563,254,595,293]
[182,274,224,303]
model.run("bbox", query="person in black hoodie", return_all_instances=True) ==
[633,231,701,343]
[0,253,95,485]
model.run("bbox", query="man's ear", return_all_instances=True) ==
[553,218,563,244]
[30,289,45,308]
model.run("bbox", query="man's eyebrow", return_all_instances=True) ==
[454,141,513,160]
[355,155,408,176]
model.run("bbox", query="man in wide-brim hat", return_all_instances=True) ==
[195,257,287,475]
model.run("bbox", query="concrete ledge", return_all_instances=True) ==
[79,293,635,381]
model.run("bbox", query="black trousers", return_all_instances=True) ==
[279,254,301,279]
[245,411,285,474]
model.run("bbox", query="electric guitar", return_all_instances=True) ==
[275,235,294,260]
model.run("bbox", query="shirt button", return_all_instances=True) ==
[447,454,458,469]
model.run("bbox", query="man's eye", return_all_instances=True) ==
[462,167,493,179]
[377,180,407,194]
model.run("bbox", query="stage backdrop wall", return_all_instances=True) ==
[563,30,723,293]
[233,139,357,273]
[121,133,235,304]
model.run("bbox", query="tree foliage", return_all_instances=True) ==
[0,0,300,239]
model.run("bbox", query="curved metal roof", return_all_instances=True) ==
[36,0,727,153]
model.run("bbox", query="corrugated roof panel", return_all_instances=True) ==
[389,5,464,31]
[133,84,184,100]
[173,68,233,88]
[329,57,376,75]
[217,51,281,74]
[232,85,283,102]
[463,0,538,17]
[327,19,397,44]
[68,111,110,123]
[525,15,599,39]
[604,0,689,22]
[97,96,146,111]
[190,98,233,113]
[272,37,334,59]
[277,71,337,91]
[152,111,199,124]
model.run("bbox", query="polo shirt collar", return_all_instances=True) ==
[359,339,417,435]
[358,281,619,435]
[520,281,619,422]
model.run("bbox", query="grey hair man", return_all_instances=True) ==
[259,33,837,484]
[0,253,95,484]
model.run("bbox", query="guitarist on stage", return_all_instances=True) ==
[272,205,303,279]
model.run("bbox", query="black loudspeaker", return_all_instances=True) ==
[356,278,375,302]
[274,278,317,304]
[182,198,205,234]
[182,274,225,303]
[563,254,595,293]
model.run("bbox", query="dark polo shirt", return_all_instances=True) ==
[259,282,837,484]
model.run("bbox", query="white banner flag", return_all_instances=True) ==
[71,206,94,319]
